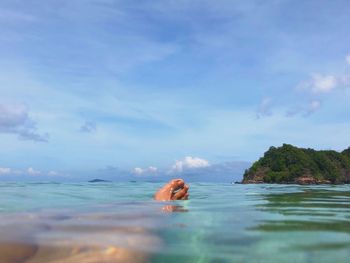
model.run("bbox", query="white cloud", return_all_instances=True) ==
[148,166,158,173]
[0,167,23,175]
[47,171,59,176]
[133,167,143,175]
[132,166,158,175]
[297,74,350,96]
[0,167,62,176]
[0,103,48,142]
[171,156,210,172]
[297,74,337,93]
[308,74,337,93]
[286,100,322,117]
[27,167,41,176]
[297,54,350,94]
[309,100,321,111]
[0,167,12,175]
[346,54,350,65]
[305,100,321,116]
[256,97,273,118]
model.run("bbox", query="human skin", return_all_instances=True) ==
[154,179,189,201]
[0,180,189,263]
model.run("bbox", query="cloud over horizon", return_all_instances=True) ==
[0,103,48,142]
[132,166,158,175]
[0,167,12,175]
[27,167,41,176]
[102,159,250,182]
[170,156,210,173]
[0,166,61,177]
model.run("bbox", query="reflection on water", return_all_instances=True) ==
[0,183,350,262]
[0,202,166,263]
[152,184,350,263]
[247,186,350,262]
[254,188,350,233]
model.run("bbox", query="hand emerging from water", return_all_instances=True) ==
[154,179,189,201]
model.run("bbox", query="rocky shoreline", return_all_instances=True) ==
[242,175,333,185]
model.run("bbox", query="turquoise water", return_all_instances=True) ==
[0,182,350,262]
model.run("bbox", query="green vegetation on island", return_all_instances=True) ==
[243,144,350,184]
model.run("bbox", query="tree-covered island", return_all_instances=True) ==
[242,144,350,184]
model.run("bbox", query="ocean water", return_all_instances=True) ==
[0,182,350,262]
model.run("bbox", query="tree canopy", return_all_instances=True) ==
[243,144,350,184]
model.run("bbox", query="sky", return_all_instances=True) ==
[1,0,350,181]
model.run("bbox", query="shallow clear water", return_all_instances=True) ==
[0,182,350,262]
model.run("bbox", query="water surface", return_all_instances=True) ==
[0,182,349,262]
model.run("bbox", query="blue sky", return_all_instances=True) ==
[1,0,350,181]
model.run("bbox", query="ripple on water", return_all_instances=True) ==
[0,183,350,262]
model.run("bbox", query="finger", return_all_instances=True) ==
[172,184,189,200]
[181,193,189,200]
[170,179,185,191]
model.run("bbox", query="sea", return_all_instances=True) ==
[0,182,349,262]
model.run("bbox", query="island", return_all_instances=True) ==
[242,144,350,184]
[88,179,111,183]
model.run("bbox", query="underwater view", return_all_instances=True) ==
[1,182,350,262]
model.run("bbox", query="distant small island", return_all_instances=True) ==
[88,179,111,183]
[242,144,350,184]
